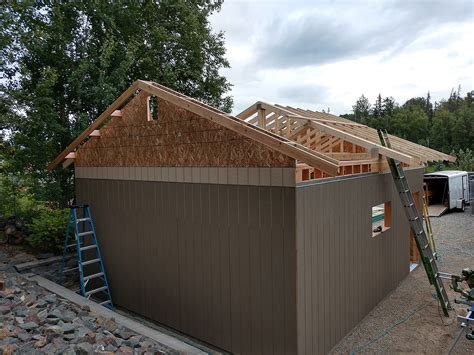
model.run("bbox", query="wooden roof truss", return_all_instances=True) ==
[237,101,455,182]
[49,81,341,175]
[49,80,454,184]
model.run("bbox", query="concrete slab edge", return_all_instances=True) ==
[23,273,208,355]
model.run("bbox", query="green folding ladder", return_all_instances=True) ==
[378,129,451,316]
[61,204,113,309]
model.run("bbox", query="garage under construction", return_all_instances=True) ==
[49,80,455,355]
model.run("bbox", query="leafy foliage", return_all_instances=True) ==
[0,1,232,206]
[0,173,39,220]
[451,148,474,171]
[344,88,474,157]
[26,207,69,252]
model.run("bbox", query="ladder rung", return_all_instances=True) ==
[63,266,79,273]
[82,258,100,266]
[379,128,451,315]
[83,272,104,281]
[76,218,91,223]
[85,286,108,296]
[77,231,94,237]
[100,300,112,306]
[80,244,97,252]
[66,243,77,248]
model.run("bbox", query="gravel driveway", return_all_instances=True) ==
[331,209,474,354]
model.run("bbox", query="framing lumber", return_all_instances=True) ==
[272,104,454,163]
[285,115,416,165]
[62,159,74,169]
[48,84,137,170]
[50,82,340,175]
[137,81,339,174]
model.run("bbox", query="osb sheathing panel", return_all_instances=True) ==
[75,92,295,168]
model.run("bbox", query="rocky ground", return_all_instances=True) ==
[332,208,474,354]
[0,247,177,354]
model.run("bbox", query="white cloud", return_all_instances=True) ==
[211,0,474,115]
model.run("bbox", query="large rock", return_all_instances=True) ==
[0,305,10,315]
[45,325,64,336]
[75,342,92,355]
[19,322,38,331]
[0,329,14,340]
[114,326,135,340]
[60,310,76,322]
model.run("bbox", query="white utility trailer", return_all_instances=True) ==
[424,170,469,216]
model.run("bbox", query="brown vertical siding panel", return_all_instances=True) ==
[102,181,115,304]
[207,183,221,347]
[295,188,306,355]
[135,181,145,315]
[341,180,350,338]
[76,178,297,355]
[294,168,422,354]
[238,186,252,355]
[248,185,263,355]
[145,182,156,320]
[136,182,146,316]
[126,180,138,314]
[158,182,170,325]
[147,182,159,322]
[108,180,120,306]
[259,187,274,355]
[333,182,341,345]
[176,183,189,332]
[218,185,232,350]
[168,183,181,328]
[228,185,242,354]
[313,186,323,355]
[322,185,331,352]
[271,188,285,355]
[184,184,197,336]
[199,183,211,342]
[283,187,297,355]
[160,182,171,324]
[192,184,205,340]
[303,188,313,354]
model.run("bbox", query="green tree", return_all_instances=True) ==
[0,1,232,205]
[390,105,429,145]
[372,94,383,119]
[352,95,371,124]
[425,91,433,122]
[382,96,397,117]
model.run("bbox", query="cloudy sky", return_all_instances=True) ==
[210,0,474,115]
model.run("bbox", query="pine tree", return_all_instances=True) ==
[352,95,371,124]
[373,94,383,118]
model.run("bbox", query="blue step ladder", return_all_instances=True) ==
[61,204,113,309]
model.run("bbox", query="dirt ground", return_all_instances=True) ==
[331,208,474,354]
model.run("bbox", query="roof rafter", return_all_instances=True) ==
[49,81,341,175]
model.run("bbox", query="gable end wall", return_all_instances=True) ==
[75,91,295,168]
